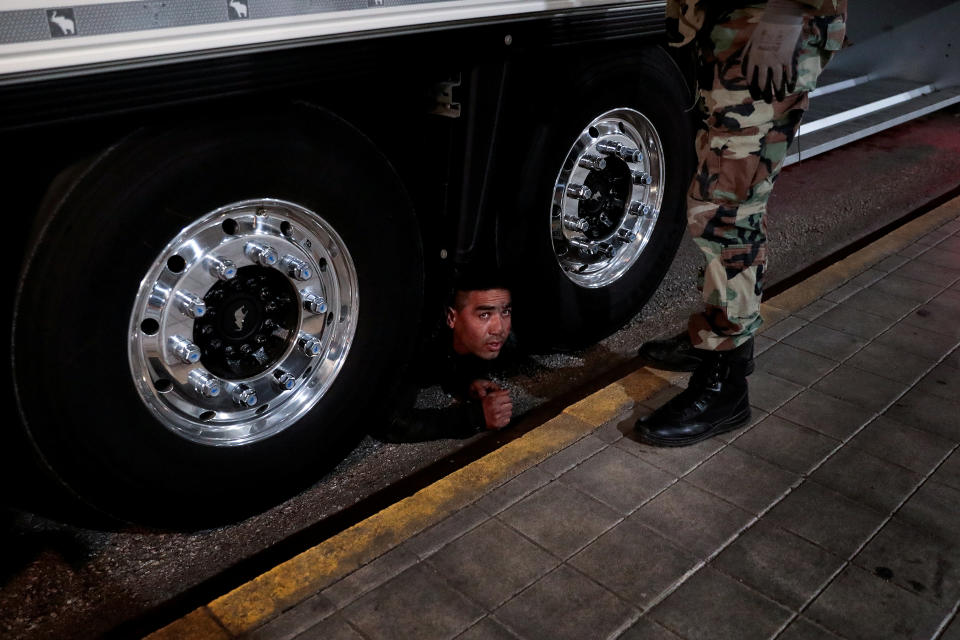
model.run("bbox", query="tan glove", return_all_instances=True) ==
[742,0,805,102]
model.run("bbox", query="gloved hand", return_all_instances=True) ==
[742,0,805,102]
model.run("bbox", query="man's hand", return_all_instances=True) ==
[480,389,512,430]
[469,379,502,399]
[741,0,805,102]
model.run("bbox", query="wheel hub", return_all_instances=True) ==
[195,266,299,379]
[579,155,632,239]
[551,108,665,288]
[127,199,358,447]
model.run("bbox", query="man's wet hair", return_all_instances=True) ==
[448,265,512,310]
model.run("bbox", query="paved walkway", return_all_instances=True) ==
[151,202,960,640]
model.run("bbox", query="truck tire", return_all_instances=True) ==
[497,48,694,350]
[12,108,423,527]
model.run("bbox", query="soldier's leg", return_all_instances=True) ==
[636,85,791,446]
[687,8,840,350]
[636,7,837,446]
[687,90,808,350]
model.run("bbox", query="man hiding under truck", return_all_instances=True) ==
[378,269,514,442]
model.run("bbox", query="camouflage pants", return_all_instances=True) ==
[687,7,840,350]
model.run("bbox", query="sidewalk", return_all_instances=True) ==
[151,199,960,640]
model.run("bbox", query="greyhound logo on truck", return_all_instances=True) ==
[227,0,248,19]
[46,8,76,37]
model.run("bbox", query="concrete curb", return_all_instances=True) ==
[146,196,960,639]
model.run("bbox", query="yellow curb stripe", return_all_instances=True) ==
[149,199,959,640]
[767,195,960,313]
[145,609,231,640]
[564,369,668,424]
[758,303,793,329]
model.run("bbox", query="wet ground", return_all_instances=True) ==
[2,105,960,640]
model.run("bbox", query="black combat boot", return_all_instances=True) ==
[636,338,754,447]
[638,332,703,372]
[638,331,754,375]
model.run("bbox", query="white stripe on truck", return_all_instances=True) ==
[0,0,655,78]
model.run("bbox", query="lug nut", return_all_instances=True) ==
[569,238,598,256]
[628,201,654,218]
[245,242,278,267]
[281,255,312,281]
[169,335,202,364]
[617,228,636,243]
[563,216,590,232]
[302,292,328,314]
[273,370,297,391]
[632,171,653,185]
[598,243,615,259]
[596,140,619,155]
[578,154,607,171]
[618,146,642,162]
[299,333,323,357]
[566,184,592,201]
[232,384,257,407]
[175,290,206,319]
[208,256,237,281]
[189,370,222,398]
[597,140,642,163]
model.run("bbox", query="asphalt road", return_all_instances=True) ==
[3,106,960,640]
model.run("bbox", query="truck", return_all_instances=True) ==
[3,0,959,527]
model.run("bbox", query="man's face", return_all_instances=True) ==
[447,288,512,360]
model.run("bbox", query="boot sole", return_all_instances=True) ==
[639,405,752,448]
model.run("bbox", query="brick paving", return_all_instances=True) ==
[250,216,960,640]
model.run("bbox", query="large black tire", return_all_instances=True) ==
[497,47,694,350]
[12,108,423,528]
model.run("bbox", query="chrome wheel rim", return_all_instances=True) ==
[128,198,358,447]
[551,108,666,288]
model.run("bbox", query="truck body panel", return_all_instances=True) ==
[0,0,648,80]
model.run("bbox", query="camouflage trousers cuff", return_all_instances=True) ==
[688,309,763,351]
